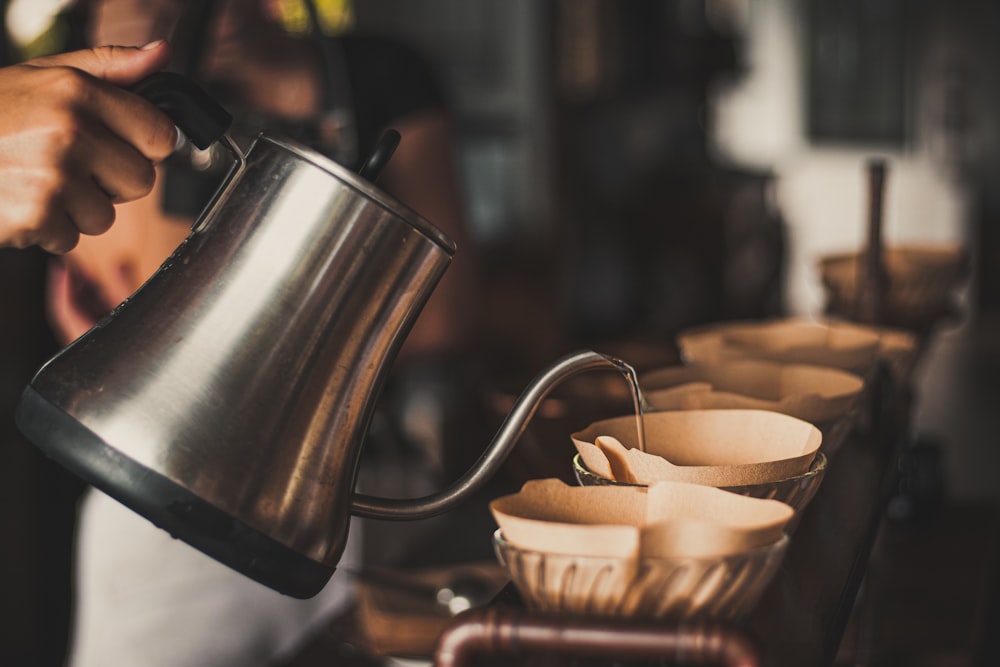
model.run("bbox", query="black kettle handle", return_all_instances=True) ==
[131,71,232,150]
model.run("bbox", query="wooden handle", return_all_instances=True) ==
[858,158,888,324]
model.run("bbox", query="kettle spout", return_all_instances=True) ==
[351,350,636,520]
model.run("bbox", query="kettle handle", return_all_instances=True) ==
[131,71,232,150]
[350,350,634,521]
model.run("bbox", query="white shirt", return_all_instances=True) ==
[69,489,360,667]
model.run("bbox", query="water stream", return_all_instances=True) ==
[610,356,647,453]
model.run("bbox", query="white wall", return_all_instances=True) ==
[708,0,970,317]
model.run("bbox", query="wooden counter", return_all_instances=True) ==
[430,366,909,667]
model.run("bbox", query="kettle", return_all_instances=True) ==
[14,74,635,598]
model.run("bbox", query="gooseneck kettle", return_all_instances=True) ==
[14,74,631,598]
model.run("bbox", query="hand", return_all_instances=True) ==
[0,42,178,253]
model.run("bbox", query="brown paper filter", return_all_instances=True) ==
[572,409,822,487]
[490,479,646,558]
[641,359,864,424]
[828,319,919,384]
[677,317,883,375]
[490,478,793,559]
[640,519,775,559]
[641,481,792,556]
[594,435,640,484]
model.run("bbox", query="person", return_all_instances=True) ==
[49,0,476,359]
[0,41,178,253]
[0,39,182,666]
[44,1,480,666]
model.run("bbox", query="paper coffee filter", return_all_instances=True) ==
[641,360,864,424]
[490,478,793,560]
[624,447,810,487]
[645,388,786,415]
[640,518,779,558]
[644,480,793,535]
[572,410,821,486]
[594,435,639,483]
[824,319,920,383]
[575,439,616,480]
[496,518,640,559]
[639,380,718,399]
[490,479,646,558]
[643,481,792,555]
[678,318,883,374]
[877,327,919,381]
[492,478,648,525]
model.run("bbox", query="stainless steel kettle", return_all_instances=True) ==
[15,74,632,598]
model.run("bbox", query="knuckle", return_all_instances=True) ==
[134,161,157,195]
[49,114,86,150]
[20,186,57,227]
[47,232,80,255]
[11,204,72,253]
[84,202,116,236]
[29,170,65,206]
[116,161,156,202]
[6,217,41,250]
[146,120,179,160]
[49,66,92,101]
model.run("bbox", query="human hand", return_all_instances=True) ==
[0,42,178,253]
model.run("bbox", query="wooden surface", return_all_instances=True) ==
[426,367,910,667]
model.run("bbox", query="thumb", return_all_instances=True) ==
[29,41,172,86]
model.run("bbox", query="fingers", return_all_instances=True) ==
[0,175,77,254]
[0,44,181,252]
[0,135,151,254]
[30,41,172,86]
[26,205,92,256]
[28,45,179,163]
[79,118,158,203]
[84,77,179,164]
[35,213,81,255]
[63,177,117,237]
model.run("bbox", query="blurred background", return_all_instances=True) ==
[2,0,1000,665]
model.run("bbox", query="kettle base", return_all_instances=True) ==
[15,384,335,599]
